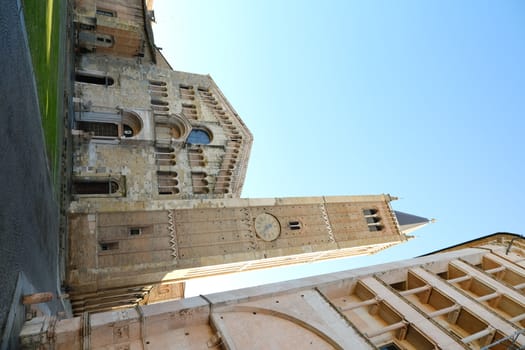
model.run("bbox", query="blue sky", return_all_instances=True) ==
[152,1,525,295]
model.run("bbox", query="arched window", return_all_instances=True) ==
[121,111,143,138]
[155,146,176,166]
[363,208,382,232]
[368,225,383,232]
[76,111,142,138]
[157,171,179,195]
[363,209,378,216]
[366,217,381,224]
[288,221,302,230]
[191,172,209,194]
[187,129,211,144]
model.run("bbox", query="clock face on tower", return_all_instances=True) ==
[254,213,281,241]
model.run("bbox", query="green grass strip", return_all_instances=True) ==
[22,0,62,191]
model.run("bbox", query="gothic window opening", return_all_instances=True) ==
[75,72,114,86]
[72,179,119,195]
[187,129,211,145]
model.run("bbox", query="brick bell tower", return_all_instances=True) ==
[67,194,431,314]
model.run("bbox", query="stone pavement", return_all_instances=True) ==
[0,0,65,347]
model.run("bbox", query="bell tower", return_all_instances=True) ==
[67,194,430,314]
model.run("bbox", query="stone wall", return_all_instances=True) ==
[22,234,525,349]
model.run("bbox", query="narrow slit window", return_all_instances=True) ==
[94,34,114,47]
[129,228,142,236]
[75,72,114,86]
[151,99,169,106]
[96,9,115,17]
[100,242,119,251]
[149,80,167,86]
